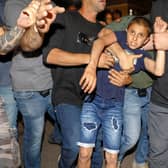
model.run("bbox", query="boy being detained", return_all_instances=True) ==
[77,16,167,168]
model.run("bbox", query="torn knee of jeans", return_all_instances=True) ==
[83,122,97,131]
[111,117,119,130]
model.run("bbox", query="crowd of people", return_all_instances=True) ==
[0,0,168,168]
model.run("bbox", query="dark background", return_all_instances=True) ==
[55,0,153,15]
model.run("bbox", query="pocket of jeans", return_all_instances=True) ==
[14,91,34,100]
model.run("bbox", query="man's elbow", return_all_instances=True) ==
[43,50,54,65]
[46,52,54,64]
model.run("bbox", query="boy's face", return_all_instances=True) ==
[126,23,149,49]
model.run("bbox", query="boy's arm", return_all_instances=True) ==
[79,30,117,93]
[80,29,141,93]
[144,50,165,76]
[153,31,168,50]
[106,43,141,71]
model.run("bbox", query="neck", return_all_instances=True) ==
[78,6,98,23]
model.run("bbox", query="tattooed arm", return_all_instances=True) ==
[0,26,25,55]
[0,0,42,55]
[19,0,44,51]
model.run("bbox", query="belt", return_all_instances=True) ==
[38,89,50,97]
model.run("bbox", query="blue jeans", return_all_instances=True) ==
[48,106,62,144]
[52,103,103,168]
[79,95,123,153]
[54,104,81,168]
[119,87,151,163]
[14,90,51,168]
[0,86,17,129]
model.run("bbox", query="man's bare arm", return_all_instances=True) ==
[47,48,90,66]
[20,0,65,52]
[0,26,25,55]
[20,25,44,51]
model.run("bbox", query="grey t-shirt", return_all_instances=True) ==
[4,0,52,91]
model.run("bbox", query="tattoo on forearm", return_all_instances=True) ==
[0,26,25,55]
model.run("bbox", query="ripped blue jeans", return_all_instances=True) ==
[78,95,123,153]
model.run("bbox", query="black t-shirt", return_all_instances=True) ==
[150,0,168,107]
[43,11,103,106]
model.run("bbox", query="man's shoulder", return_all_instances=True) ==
[55,11,79,24]
[57,10,79,19]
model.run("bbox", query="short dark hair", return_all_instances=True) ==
[127,16,152,36]
[113,9,122,17]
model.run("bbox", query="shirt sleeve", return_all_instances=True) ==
[42,13,66,64]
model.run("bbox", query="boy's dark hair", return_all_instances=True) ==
[127,16,152,36]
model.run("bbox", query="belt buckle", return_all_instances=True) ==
[39,89,50,97]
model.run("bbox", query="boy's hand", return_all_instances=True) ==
[119,51,142,71]
[79,65,97,94]
[104,45,142,70]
